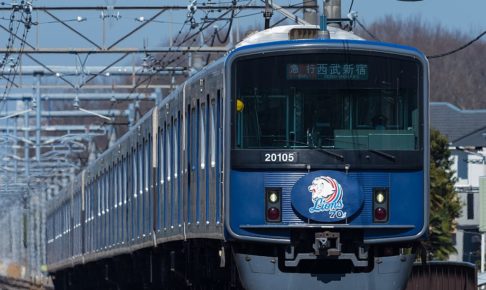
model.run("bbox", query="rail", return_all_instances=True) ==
[405,261,477,290]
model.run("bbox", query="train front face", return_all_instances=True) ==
[224,40,429,290]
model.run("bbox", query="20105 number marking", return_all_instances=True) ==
[263,152,297,163]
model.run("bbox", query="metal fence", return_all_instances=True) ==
[405,261,477,290]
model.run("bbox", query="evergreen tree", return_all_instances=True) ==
[426,128,462,260]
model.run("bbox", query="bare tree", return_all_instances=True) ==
[356,15,486,109]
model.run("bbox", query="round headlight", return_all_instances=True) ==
[269,192,279,203]
[375,192,385,204]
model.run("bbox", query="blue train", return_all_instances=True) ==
[46,25,429,290]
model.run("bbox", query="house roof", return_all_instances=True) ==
[431,102,486,147]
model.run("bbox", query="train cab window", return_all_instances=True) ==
[233,52,422,151]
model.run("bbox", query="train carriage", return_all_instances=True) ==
[46,25,429,290]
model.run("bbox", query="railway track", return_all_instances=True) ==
[0,274,53,290]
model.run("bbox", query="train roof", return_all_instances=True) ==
[236,25,364,48]
[230,25,425,59]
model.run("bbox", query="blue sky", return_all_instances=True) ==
[0,0,484,70]
[4,0,483,50]
[343,0,485,36]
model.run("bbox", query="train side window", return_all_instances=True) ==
[90,181,94,220]
[171,117,176,226]
[195,99,201,221]
[162,124,168,228]
[111,166,115,209]
[139,142,143,196]
[102,171,106,215]
[132,147,138,239]
[174,118,178,179]
[90,181,94,222]
[106,168,110,215]
[123,155,128,205]
[167,121,173,227]
[104,170,108,214]
[114,163,118,209]
[176,112,182,225]
[145,136,150,192]
[159,127,164,230]
[85,182,89,223]
[216,90,222,223]
[116,163,120,242]
[107,169,111,212]
[133,148,138,198]
[145,135,151,234]
[210,100,216,168]
[159,127,164,186]
[115,159,122,207]
[97,176,101,217]
[166,122,171,182]
[138,142,144,236]
[186,107,191,222]
[191,107,197,171]
[118,159,123,206]
[100,174,104,216]
[200,103,206,169]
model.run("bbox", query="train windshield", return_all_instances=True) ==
[232,52,423,151]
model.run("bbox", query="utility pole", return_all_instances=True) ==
[34,71,43,162]
[324,0,341,28]
[23,99,30,178]
[303,0,318,25]
[264,0,273,29]
[479,160,486,272]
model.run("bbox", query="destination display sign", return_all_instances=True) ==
[286,63,369,80]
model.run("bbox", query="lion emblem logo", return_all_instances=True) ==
[308,176,345,218]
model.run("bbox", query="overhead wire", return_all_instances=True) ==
[427,30,486,59]
[115,1,250,110]
[354,18,379,41]
[348,0,355,13]
[94,0,254,131]
[0,2,33,111]
[96,8,194,128]
[215,8,234,43]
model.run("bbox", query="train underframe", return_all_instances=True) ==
[52,239,240,290]
[234,229,418,290]
[51,234,418,290]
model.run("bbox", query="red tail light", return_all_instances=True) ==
[374,207,387,221]
[267,207,280,220]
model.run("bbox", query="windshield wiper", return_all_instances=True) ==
[368,149,396,161]
[272,139,344,161]
[272,139,311,147]
[315,148,344,161]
